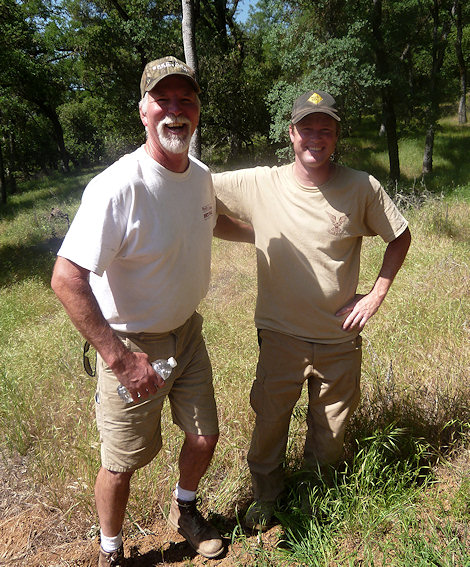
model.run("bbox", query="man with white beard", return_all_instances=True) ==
[51,56,250,566]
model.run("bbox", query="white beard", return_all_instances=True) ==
[156,114,192,154]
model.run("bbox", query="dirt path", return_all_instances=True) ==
[0,454,283,566]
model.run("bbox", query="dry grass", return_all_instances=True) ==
[200,240,258,514]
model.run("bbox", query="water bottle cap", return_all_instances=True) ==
[168,357,177,368]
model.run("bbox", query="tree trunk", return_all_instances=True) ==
[182,0,201,159]
[422,123,435,175]
[382,95,400,182]
[422,0,450,175]
[371,0,400,182]
[0,140,6,205]
[230,131,242,161]
[38,102,70,172]
[453,0,467,124]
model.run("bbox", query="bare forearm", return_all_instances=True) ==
[370,227,411,301]
[337,227,411,330]
[51,256,164,398]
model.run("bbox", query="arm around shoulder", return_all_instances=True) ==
[213,214,254,243]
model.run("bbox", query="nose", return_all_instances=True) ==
[167,96,183,116]
[300,129,320,144]
[309,128,321,141]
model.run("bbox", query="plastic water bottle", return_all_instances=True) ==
[117,383,134,403]
[117,357,177,403]
[151,356,177,380]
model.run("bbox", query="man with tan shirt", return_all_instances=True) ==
[213,90,411,529]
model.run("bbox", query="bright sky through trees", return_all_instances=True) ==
[235,0,254,22]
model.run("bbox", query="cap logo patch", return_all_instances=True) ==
[308,93,323,105]
[156,61,184,71]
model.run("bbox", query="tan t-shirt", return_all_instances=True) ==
[214,163,408,344]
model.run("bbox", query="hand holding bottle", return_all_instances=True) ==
[117,357,177,403]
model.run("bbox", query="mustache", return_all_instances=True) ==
[160,114,191,126]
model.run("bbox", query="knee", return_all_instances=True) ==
[98,467,133,489]
[203,434,219,452]
[185,432,219,454]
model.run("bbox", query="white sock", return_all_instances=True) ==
[100,530,123,553]
[175,482,196,502]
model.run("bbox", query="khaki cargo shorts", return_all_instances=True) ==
[95,312,219,473]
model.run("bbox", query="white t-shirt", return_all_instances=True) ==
[214,163,408,343]
[59,146,216,333]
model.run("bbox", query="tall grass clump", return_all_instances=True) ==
[274,426,433,565]
[271,425,469,566]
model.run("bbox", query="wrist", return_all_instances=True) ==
[103,336,133,376]
[370,280,390,304]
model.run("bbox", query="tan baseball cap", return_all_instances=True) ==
[291,90,340,124]
[140,56,200,98]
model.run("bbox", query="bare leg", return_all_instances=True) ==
[95,467,134,537]
[169,433,223,558]
[178,433,218,491]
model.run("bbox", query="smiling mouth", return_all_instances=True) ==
[166,123,187,135]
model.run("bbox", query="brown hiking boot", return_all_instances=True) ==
[98,544,125,566]
[168,494,223,558]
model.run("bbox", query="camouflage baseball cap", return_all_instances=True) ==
[140,56,200,98]
[291,90,340,124]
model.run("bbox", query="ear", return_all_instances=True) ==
[139,105,148,128]
[289,123,295,143]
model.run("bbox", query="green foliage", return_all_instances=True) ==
[59,98,105,166]
[200,47,272,158]
[58,95,144,166]
[195,0,274,160]
[256,4,383,158]
[0,0,468,197]
[0,0,75,178]
[62,0,182,152]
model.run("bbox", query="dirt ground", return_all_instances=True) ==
[0,453,284,567]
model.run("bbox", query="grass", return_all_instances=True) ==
[0,114,469,564]
[339,113,470,195]
[276,427,435,565]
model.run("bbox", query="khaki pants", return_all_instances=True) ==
[248,329,362,502]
